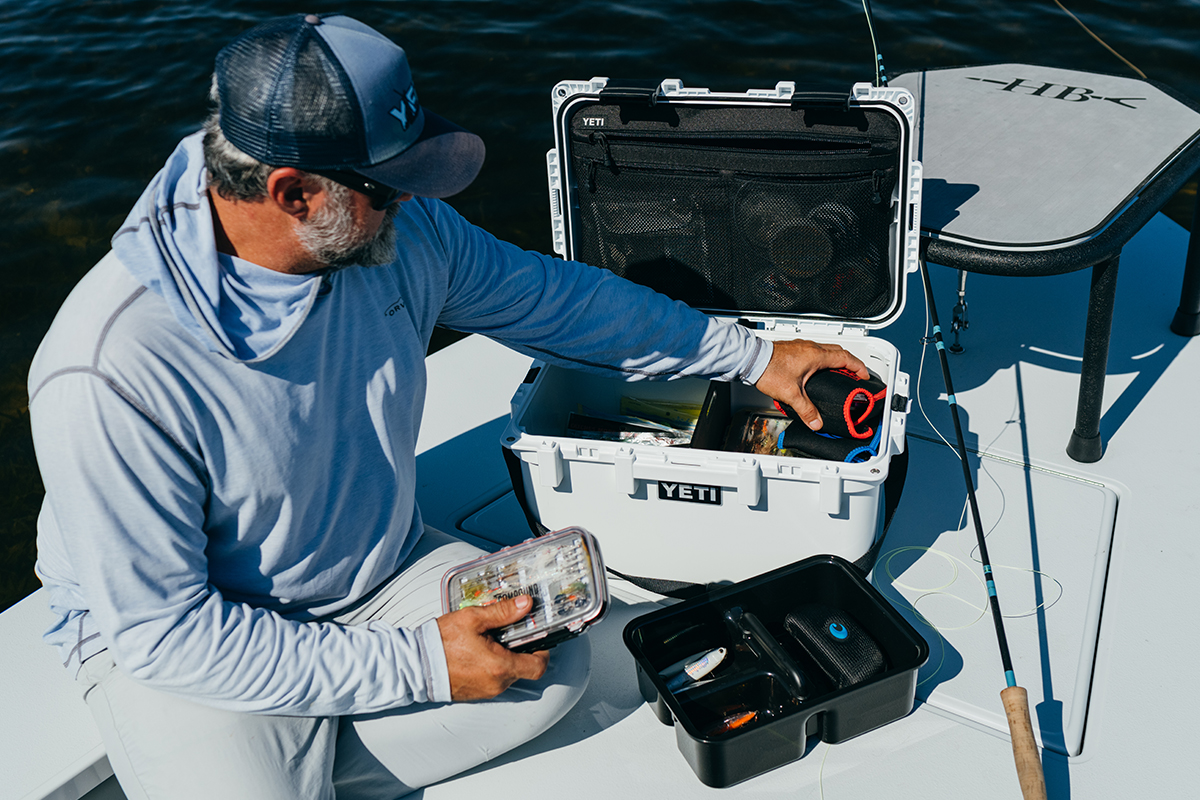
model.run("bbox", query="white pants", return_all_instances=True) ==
[76,527,592,800]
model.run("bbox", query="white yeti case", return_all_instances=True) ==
[502,78,922,588]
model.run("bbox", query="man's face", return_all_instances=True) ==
[297,182,405,270]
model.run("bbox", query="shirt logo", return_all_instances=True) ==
[389,84,421,129]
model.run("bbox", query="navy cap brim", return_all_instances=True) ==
[357,110,485,199]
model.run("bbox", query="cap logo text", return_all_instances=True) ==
[389,85,421,129]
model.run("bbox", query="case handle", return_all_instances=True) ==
[614,448,762,506]
[890,371,911,455]
[789,91,854,111]
[598,78,662,106]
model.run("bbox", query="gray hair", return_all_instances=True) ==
[202,76,273,201]
[202,75,341,202]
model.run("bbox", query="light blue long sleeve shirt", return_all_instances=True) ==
[28,133,772,716]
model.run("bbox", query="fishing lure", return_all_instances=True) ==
[664,647,726,691]
[706,710,758,737]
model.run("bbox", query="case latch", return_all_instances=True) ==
[737,458,762,506]
[615,447,636,495]
[537,440,564,488]
[598,78,662,106]
[819,464,843,515]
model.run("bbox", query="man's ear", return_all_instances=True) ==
[266,168,322,221]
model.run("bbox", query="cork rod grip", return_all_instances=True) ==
[1001,686,1047,800]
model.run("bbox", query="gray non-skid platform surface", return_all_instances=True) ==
[893,64,1200,248]
[56,212,1200,800]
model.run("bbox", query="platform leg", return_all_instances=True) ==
[1170,182,1200,336]
[1067,255,1120,463]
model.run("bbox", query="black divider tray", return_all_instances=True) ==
[622,555,928,787]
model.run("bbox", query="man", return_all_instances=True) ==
[28,13,867,799]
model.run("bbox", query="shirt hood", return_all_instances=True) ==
[111,131,322,362]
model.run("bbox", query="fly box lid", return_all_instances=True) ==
[440,526,609,652]
[546,78,923,333]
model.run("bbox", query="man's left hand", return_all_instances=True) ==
[754,339,869,431]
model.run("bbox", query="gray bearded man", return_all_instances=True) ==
[29,13,866,798]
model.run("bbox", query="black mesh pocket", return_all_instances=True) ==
[578,170,730,307]
[574,160,895,318]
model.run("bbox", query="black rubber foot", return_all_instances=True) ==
[1067,431,1104,463]
[1171,308,1200,337]
[949,343,964,354]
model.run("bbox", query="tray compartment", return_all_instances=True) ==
[624,555,929,787]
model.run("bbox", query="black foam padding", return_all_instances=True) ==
[784,603,886,689]
[780,424,878,463]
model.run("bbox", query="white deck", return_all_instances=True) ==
[3,212,1197,799]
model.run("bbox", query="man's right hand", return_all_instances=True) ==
[436,595,550,701]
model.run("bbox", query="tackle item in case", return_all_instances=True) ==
[441,527,609,653]
[784,603,886,689]
[778,423,883,464]
[722,410,790,456]
[705,710,758,737]
[565,412,692,446]
[618,396,702,433]
[776,368,887,440]
[664,647,728,691]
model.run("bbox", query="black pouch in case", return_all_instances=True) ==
[784,603,886,689]
[800,369,888,439]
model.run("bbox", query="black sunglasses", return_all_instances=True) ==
[309,169,404,211]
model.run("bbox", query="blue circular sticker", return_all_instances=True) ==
[828,622,848,640]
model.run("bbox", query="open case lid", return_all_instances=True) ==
[547,78,922,332]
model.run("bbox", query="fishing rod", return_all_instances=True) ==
[917,257,1047,800]
[860,0,887,87]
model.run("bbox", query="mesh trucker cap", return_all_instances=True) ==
[215,13,485,198]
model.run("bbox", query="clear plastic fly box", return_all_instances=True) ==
[502,79,923,587]
[440,526,609,652]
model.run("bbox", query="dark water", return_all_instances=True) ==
[2,0,1198,610]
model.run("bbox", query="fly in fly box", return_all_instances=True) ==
[441,526,609,652]
[502,78,922,587]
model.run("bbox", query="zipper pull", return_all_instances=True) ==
[587,160,597,192]
[591,132,618,172]
[871,170,884,205]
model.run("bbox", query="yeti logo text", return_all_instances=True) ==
[580,118,606,127]
[389,85,421,129]
[658,482,722,505]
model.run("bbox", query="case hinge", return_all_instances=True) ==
[598,78,662,106]
[764,319,868,337]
